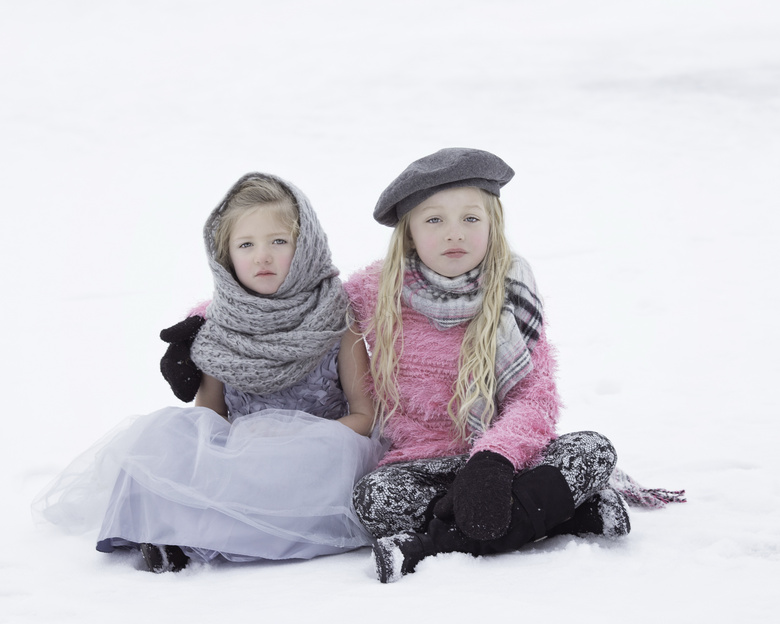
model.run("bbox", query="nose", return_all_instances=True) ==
[254,249,272,264]
[445,225,465,241]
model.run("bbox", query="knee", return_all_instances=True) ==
[549,430,618,470]
[352,465,432,538]
[580,431,618,473]
[559,431,617,474]
[351,473,375,525]
[352,469,399,537]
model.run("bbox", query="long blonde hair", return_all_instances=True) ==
[369,189,513,440]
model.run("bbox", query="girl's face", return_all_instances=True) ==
[228,204,296,295]
[407,186,490,278]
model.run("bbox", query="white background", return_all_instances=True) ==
[2,1,778,622]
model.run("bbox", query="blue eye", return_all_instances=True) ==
[465,216,479,223]
[272,239,288,245]
[426,217,442,224]
[239,242,253,248]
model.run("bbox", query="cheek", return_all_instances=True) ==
[281,248,296,271]
[409,228,427,251]
[468,230,490,265]
[230,252,252,275]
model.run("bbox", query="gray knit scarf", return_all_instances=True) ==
[402,252,543,433]
[190,173,348,395]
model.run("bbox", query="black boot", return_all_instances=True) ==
[372,464,575,582]
[478,464,575,554]
[373,532,431,583]
[373,517,483,583]
[140,543,189,573]
[140,543,165,573]
[548,487,631,539]
[165,545,190,572]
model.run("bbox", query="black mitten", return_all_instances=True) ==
[159,315,206,402]
[435,450,515,541]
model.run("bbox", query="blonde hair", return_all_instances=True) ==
[214,178,300,271]
[369,189,513,440]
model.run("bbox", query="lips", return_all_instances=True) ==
[255,270,275,277]
[442,248,467,258]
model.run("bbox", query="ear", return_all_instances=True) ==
[404,227,415,251]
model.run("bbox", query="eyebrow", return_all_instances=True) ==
[418,204,485,212]
[231,230,291,240]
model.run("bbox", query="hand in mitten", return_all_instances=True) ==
[160,315,206,402]
[434,451,515,541]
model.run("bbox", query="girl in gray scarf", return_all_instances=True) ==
[34,173,385,572]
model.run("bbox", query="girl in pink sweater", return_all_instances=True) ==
[346,148,638,583]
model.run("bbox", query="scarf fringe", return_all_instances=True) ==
[609,467,687,509]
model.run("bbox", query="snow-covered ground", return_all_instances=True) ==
[2,1,778,621]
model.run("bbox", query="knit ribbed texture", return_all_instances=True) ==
[191,172,348,394]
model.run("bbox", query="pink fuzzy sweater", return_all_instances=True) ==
[344,261,562,470]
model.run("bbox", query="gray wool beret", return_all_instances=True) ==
[373,147,515,227]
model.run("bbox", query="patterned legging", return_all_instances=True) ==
[352,431,616,539]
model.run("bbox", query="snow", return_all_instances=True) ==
[2,0,779,621]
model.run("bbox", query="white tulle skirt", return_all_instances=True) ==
[33,406,386,561]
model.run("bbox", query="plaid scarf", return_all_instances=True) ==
[401,253,543,433]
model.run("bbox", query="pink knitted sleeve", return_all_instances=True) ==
[470,328,561,470]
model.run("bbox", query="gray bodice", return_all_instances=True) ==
[223,344,347,422]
